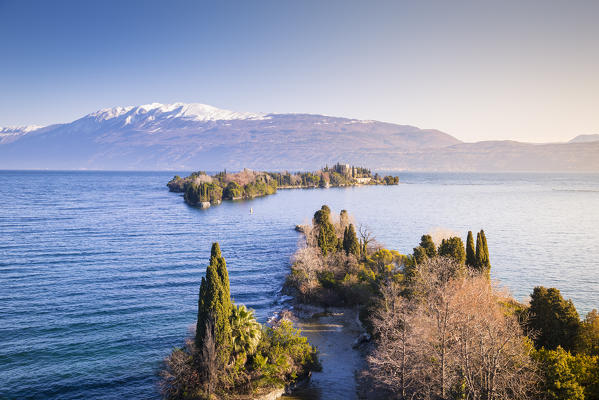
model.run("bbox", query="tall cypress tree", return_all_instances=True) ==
[195,243,233,365]
[480,230,491,272]
[465,231,476,268]
[211,243,230,306]
[475,232,484,270]
[475,230,491,277]
[343,223,360,257]
[314,205,338,255]
[196,276,208,346]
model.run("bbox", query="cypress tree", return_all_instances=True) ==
[475,230,491,277]
[196,276,208,347]
[211,243,230,306]
[475,232,484,270]
[465,231,476,268]
[195,243,233,365]
[343,224,360,257]
[480,230,491,272]
[342,227,349,253]
[314,205,338,255]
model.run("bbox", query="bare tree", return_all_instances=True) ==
[449,277,539,400]
[287,246,325,301]
[368,283,422,398]
[358,224,376,255]
[367,257,538,400]
[159,336,200,399]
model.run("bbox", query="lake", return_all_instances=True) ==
[1,171,598,399]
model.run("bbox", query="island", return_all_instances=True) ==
[166,163,399,208]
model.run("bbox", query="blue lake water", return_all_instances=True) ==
[1,171,598,399]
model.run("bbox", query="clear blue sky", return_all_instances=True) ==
[1,0,597,142]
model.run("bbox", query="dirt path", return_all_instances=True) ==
[283,308,364,400]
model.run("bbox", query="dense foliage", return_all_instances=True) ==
[161,243,319,399]
[167,164,399,207]
[286,205,599,399]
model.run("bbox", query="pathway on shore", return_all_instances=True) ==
[283,309,364,400]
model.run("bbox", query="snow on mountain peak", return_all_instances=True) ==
[0,125,44,134]
[0,125,45,144]
[89,102,267,123]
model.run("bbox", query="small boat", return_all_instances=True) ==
[250,208,253,214]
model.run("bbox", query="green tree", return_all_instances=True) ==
[535,347,585,400]
[480,230,491,271]
[211,243,231,309]
[419,234,437,258]
[529,286,580,351]
[343,224,360,257]
[577,309,599,357]
[465,231,476,268]
[196,243,233,365]
[314,205,338,255]
[413,246,428,264]
[437,237,466,264]
[313,205,331,225]
[475,230,491,277]
[223,181,242,200]
[230,304,262,358]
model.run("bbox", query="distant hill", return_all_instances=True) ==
[0,102,597,172]
[569,134,599,143]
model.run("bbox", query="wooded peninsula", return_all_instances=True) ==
[286,205,599,400]
[161,205,599,400]
[160,205,599,400]
[167,163,399,208]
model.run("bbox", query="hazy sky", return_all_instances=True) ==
[1,0,597,142]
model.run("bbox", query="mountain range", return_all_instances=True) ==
[1,102,598,172]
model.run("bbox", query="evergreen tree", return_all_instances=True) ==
[474,230,491,277]
[577,310,599,356]
[196,276,208,346]
[534,347,585,400]
[419,235,437,258]
[529,286,581,351]
[480,230,491,271]
[413,245,428,264]
[195,243,233,365]
[314,205,338,255]
[465,231,476,268]
[211,243,230,306]
[438,237,466,264]
[343,224,360,257]
[475,232,484,269]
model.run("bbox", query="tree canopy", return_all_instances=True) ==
[529,286,580,351]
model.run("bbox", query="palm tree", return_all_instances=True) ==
[230,304,262,358]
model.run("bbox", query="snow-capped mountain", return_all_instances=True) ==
[88,102,268,124]
[0,125,45,144]
[0,102,598,171]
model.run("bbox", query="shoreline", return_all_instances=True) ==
[278,304,368,400]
